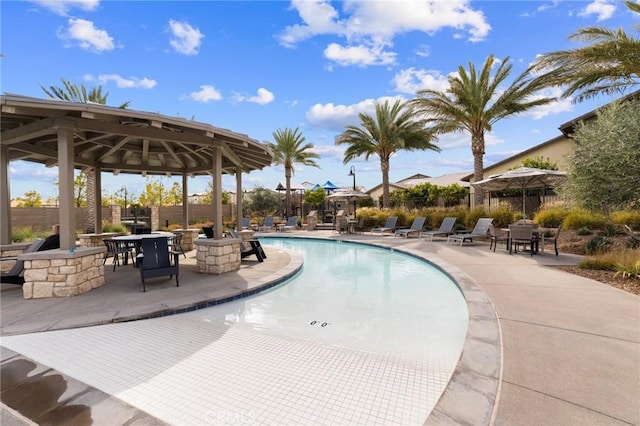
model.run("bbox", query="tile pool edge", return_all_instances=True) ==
[260,234,503,426]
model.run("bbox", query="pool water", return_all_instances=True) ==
[2,237,469,425]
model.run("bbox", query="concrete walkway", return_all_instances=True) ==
[1,231,638,425]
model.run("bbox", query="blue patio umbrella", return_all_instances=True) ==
[310,184,321,191]
[322,180,339,191]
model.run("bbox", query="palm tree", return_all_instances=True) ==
[267,128,320,217]
[41,78,130,232]
[335,99,439,208]
[411,55,555,207]
[532,1,640,103]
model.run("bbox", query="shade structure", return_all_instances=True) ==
[326,189,369,218]
[471,167,567,218]
[322,180,339,191]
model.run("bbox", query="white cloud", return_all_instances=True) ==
[29,0,99,16]
[415,44,430,57]
[306,96,407,131]
[168,20,204,55]
[312,144,346,161]
[579,0,616,21]
[189,85,223,103]
[392,68,450,94]
[278,0,491,67]
[85,74,157,89]
[324,41,396,67]
[57,18,114,52]
[523,88,574,119]
[249,88,275,105]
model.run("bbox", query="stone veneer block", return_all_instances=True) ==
[19,247,106,299]
[194,238,241,275]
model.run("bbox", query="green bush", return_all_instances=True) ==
[599,224,619,237]
[102,223,128,234]
[563,209,606,230]
[610,210,640,229]
[585,235,611,255]
[465,207,487,229]
[534,207,567,228]
[11,226,38,243]
[489,201,516,228]
[577,227,593,236]
[626,237,640,250]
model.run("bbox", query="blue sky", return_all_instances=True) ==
[2,0,638,201]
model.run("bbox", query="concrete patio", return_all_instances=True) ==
[1,230,638,425]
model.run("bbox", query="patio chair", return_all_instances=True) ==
[542,224,563,256]
[509,224,536,256]
[447,218,493,246]
[229,230,266,262]
[419,217,456,241]
[488,224,509,252]
[0,239,45,285]
[242,217,251,230]
[334,215,349,234]
[371,216,398,235]
[137,237,180,292]
[279,216,298,232]
[103,239,136,271]
[169,233,187,258]
[258,216,275,232]
[202,226,214,238]
[395,216,426,238]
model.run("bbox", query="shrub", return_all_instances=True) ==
[579,257,616,271]
[578,247,640,274]
[102,223,128,234]
[465,207,487,229]
[584,235,611,255]
[577,227,593,236]
[534,207,567,228]
[563,209,606,230]
[610,210,640,229]
[599,224,619,237]
[626,237,640,250]
[11,226,37,243]
[614,251,640,279]
[489,201,516,228]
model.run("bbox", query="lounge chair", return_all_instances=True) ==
[395,216,426,238]
[258,216,275,232]
[279,216,298,232]
[371,216,398,235]
[137,237,180,292]
[229,230,266,262]
[242,217,251,230]
[419,217,456,241]
[447,218,493,246]
[0,239,45,285]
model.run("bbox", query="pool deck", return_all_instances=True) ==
[1,230,638,425]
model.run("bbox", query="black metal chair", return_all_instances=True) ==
[136,237,180,292]
[202,226,214,238]
[170,233,187,258]
[103,239,135,271]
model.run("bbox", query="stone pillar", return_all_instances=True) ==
[195,238,240,274]
[150,205,159,231]
[306,210,318,231]
[111,205,121,224]
[172,229,199,251]
[21,247,106,299]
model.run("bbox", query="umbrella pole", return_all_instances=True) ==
[522,186,526,219]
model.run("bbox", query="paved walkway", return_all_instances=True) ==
[1,231,638,425]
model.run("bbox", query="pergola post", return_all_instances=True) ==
[57,126,76,250]
[182,173,189,229]
[0,145,11,244]
[94,166,102,233]
[212,146,223,239]
[236,165,243,231]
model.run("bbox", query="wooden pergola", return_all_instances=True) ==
[0,94,274,247]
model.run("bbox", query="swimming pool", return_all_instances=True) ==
[2,237,469,425]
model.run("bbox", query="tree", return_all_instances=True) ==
[15,190,42,207]
[268,128,320,216]
[166,182,183,206]
[40,78,131,232]
[411,55,555,207]
[74,172,87,207]
[201,181,231,205]
[138,177,167,206]
[249,187,281,224]
[517,156,558,170]
[303,187,326,209]
[532,1,640,103]
[561,99,640,213]
[336,99,439,208]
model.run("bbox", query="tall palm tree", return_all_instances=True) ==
[41,78,130,232]
[268,128,320,217]
[532,1,640,103]
[411,55,555,207]
[335,99,439,208]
